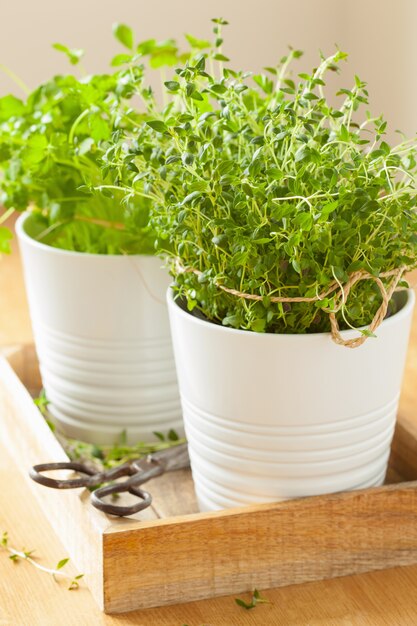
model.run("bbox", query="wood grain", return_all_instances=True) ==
[390,418,417,481]
[3,344,417,615]
[3,435,417,625]
[0,346,106,608]
[103,481,417,613]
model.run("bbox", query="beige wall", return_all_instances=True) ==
[1,0,416,138]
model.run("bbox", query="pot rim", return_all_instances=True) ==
[15,211,156,260]
[167,284,415,340]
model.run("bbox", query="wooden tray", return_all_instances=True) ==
[2,344,417,614]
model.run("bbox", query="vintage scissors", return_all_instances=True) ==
[29,443,189,517]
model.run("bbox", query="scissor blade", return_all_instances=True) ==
[150,442,190,472]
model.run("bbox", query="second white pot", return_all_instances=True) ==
[16,212,182,444]
[167,288,415,511]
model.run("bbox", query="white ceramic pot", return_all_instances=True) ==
[167,287,415,511]
[16,212,182,444]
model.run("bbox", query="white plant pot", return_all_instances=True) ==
[16,212,182,444]
[167,287,415,511]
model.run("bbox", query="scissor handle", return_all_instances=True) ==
[29,461,99,489]
[29,449,181,516]
[90,457,165,516]
[91,483,152,516]
[29,460,135,490]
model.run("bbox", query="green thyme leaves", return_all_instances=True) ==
[103,26,417,335]
[1,531,83,591]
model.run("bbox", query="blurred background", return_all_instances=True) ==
[0,0,416,138]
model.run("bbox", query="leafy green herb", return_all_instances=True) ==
[33,393,185,469]
[52,43,84,66]
[0,225,12,253]
[105,23,417,335]
[0,42,153,254]
[113,23,134,51]
[0,25,194,255]
[34,389,49,415]
[63,429,185,469]
[68,574,84,591]
[185,34,211,50]
[1,531,83,590]
[235,588,270,610]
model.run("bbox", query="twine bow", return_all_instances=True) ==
[175,259,407,348]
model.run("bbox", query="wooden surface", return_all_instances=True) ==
[104,482,417,615]
[5,345,417,615]
[3,215,417,624]
[0,346,107,608]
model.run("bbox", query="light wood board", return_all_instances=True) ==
[2,344,417,615]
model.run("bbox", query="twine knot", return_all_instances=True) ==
[174,259,407,348]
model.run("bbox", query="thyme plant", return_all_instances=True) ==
[106,20,417,335]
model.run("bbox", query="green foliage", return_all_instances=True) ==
[105,24,417,334]
[113,23,134,51]
[0,226,12,252]
[0,25,192,255]
[34,390,185,469]
[1,531,83,590]
[63,429,185,469]
[33,388,50,414]
[0,68,157,254]
[52,43,84,65]
[235,588,270,610]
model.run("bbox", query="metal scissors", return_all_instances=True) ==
[29,443,189,517]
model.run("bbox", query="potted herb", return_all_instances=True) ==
[0,26,190,444]
[109,22,417,509]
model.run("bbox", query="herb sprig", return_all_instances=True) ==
[62,429,185,470]
[235,588,270,610]
[34,390,185,469]
[1,531,83,590]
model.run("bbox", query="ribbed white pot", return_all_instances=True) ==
[167,288,415,511]
[16,213,182,444]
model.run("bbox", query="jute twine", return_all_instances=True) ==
[175,259,407,348]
